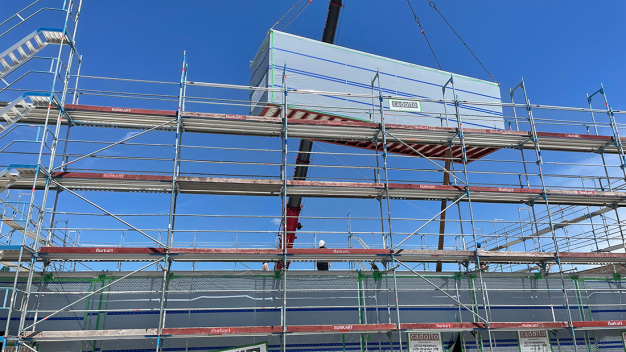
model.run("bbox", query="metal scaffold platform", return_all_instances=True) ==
[1,1,626,352]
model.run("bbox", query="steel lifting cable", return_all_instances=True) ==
[281,0,314,31]
[406,0,442,70]
[270,0,303,31]
[428,0,498,83]
[428,0,497,82]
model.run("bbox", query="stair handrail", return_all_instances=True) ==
[0,0,67,40]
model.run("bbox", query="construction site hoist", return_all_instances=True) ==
[276,0,343,270]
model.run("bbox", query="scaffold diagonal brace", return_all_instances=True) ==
[21,258,164,333]
[53,118,177,171]
[394,192,466,249]
[395,258,487,323]
[49,179,166,247]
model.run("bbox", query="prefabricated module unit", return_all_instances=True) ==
[250,30,504,137]
[250,29,506,258]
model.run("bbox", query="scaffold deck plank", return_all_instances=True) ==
[7,171,626,207]
[9,104,626,155]
[20,320,626,341]
[30,247,626,264]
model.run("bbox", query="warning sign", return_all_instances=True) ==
[408,332,444,352]
[518,330,552,352]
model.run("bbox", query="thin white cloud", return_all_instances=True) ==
[123,131,139,140]
[271,218,282,226]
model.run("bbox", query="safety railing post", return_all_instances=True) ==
[517,78,578,351]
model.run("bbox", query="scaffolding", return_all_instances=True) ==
[1,1,626,351]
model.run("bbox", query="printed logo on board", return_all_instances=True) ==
[388,99,422,113]
[103,174,126,179]
[334,325,353,330]
[410,333,440,341]
[210,328,232,334]
[520,331,547,338]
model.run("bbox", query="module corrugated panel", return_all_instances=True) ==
[250,30,504,130]
[0,273,618,352]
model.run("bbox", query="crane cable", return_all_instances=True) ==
[270,0,303,31]
[406,0,442,70]
[428,0,497,83]
[281,0,314,31]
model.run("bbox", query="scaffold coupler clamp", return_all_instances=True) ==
[372,129,382,142]
[448,132,459,147]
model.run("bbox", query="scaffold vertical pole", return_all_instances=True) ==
[156,50,187,352]
[587,85,626,252]
[509,88,520,131]
[581,180,601,251]
[155,253,171,352]
[445,74,494,352]
[71,55,83,104]
[371,71,387,249]
[280,65,288,352]
[517,78,578,351]
[373,129,387,249]
[374,69,403,351]
[166,50,187,248]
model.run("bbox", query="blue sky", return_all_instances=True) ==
[1,1,625,272]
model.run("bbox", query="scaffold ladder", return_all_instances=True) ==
[0,28,66,80]
[0,93,49,136]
